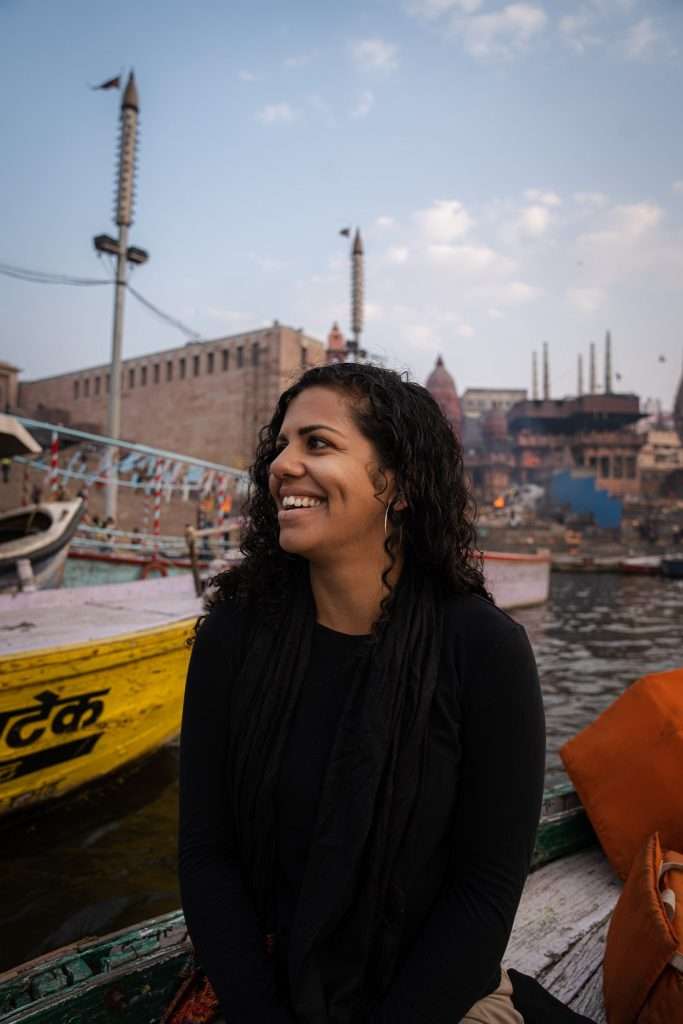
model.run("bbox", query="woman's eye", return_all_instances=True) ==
[307,435,329,450]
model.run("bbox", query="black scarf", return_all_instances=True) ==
[225,562,447,1023]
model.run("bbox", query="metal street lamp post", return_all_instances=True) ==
[93,71,148,521]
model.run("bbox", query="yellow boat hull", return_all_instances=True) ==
[0,618,194,816]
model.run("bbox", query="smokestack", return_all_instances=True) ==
[589,342,596,394]
[578,353,584,396]
[605,330,612,394]
[542,341,550,400]
[532,351,538,400]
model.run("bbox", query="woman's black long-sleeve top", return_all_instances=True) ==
[178,592,545,1024]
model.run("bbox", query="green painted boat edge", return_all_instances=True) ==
[0,783,597,1023]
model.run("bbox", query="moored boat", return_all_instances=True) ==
[661,555,683,579]
[0,784,615,1023]
[483,549,551,610]
[618,554,662,575]
[0,574,201,817]
[0,500,83,592]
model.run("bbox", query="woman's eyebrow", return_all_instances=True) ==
[276,423,345,441]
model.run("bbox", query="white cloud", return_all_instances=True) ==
[238,70,257,82]
[351,38,399,72]
[606,202,662,241]
[456,323,476,337]
[559,9,601,54]
[256,103,297,124]
[567,287,606,313]
[498,280,542,303]
[365,302,384,321]
[672,181,683,195]
[579,202,663,248]
[387,246,410,264]
[475,280,542,304]
[517,204,552,237]
[206,308,255,324]
[576,202,667,286]
[574,191,608,208]
[284,53,316,68]
[624,18,660,59]
[488,307,504,320]
[414,199,474,243]
[614,202,662,235]
[351,90,375,118]
[403,323,438,352]
[525,188,561,207]
[427,243,513,274]
[407,0,482,17]
[458,4,548,59]
[248,253,287,271]
[375,216,396,229]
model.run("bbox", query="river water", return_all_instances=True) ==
[1,572,682,972]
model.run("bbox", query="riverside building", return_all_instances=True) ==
[16,323,325,468]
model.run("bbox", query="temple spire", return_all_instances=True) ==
[532,350,538,400]
[542,341,550,400]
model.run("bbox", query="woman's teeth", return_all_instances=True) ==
[281,496,325,509]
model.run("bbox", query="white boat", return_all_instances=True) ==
[484,550,551,610]
[0,500,83,593]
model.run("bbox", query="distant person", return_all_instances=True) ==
[1,458,10,483]
[176,364,583,1023]
[31,482,43,505]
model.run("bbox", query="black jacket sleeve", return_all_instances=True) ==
[370,618,546,1024]
[178,604,296,1023]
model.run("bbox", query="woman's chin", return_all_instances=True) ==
[278,531,317,557]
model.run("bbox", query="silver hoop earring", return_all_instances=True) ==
[384,502,390,538]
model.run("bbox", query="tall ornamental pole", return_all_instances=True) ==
[105,72,140,521]
[350,229,364,357]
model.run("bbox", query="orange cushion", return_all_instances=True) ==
[603,832,682,1024]
[560,667,683,880]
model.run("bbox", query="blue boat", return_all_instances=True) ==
[661,556,683,579]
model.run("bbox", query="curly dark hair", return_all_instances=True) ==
[212,361,489,624]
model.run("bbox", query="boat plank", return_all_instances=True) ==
[505,848,620,1018]
[568,947,608,1023]
[538,919,609,1018]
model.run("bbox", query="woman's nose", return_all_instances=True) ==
[270,446,304,479]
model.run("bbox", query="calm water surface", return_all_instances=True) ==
[2,573,682,971]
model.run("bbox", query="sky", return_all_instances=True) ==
[2,0,683,408]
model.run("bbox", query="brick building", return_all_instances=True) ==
[17,323,325,468]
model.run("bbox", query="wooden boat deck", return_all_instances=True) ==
[0,575,202,655]
[506,846,620,1021]
[0,845,620,1023]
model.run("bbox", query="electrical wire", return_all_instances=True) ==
[0,259,203,339]
[0,261,110,286]
[126,283,201,340]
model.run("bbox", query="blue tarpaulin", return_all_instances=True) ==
[549,470,622,528]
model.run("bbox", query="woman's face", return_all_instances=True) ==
[268,386,394,563]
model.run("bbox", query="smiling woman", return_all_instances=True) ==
[175,363,588,1024]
